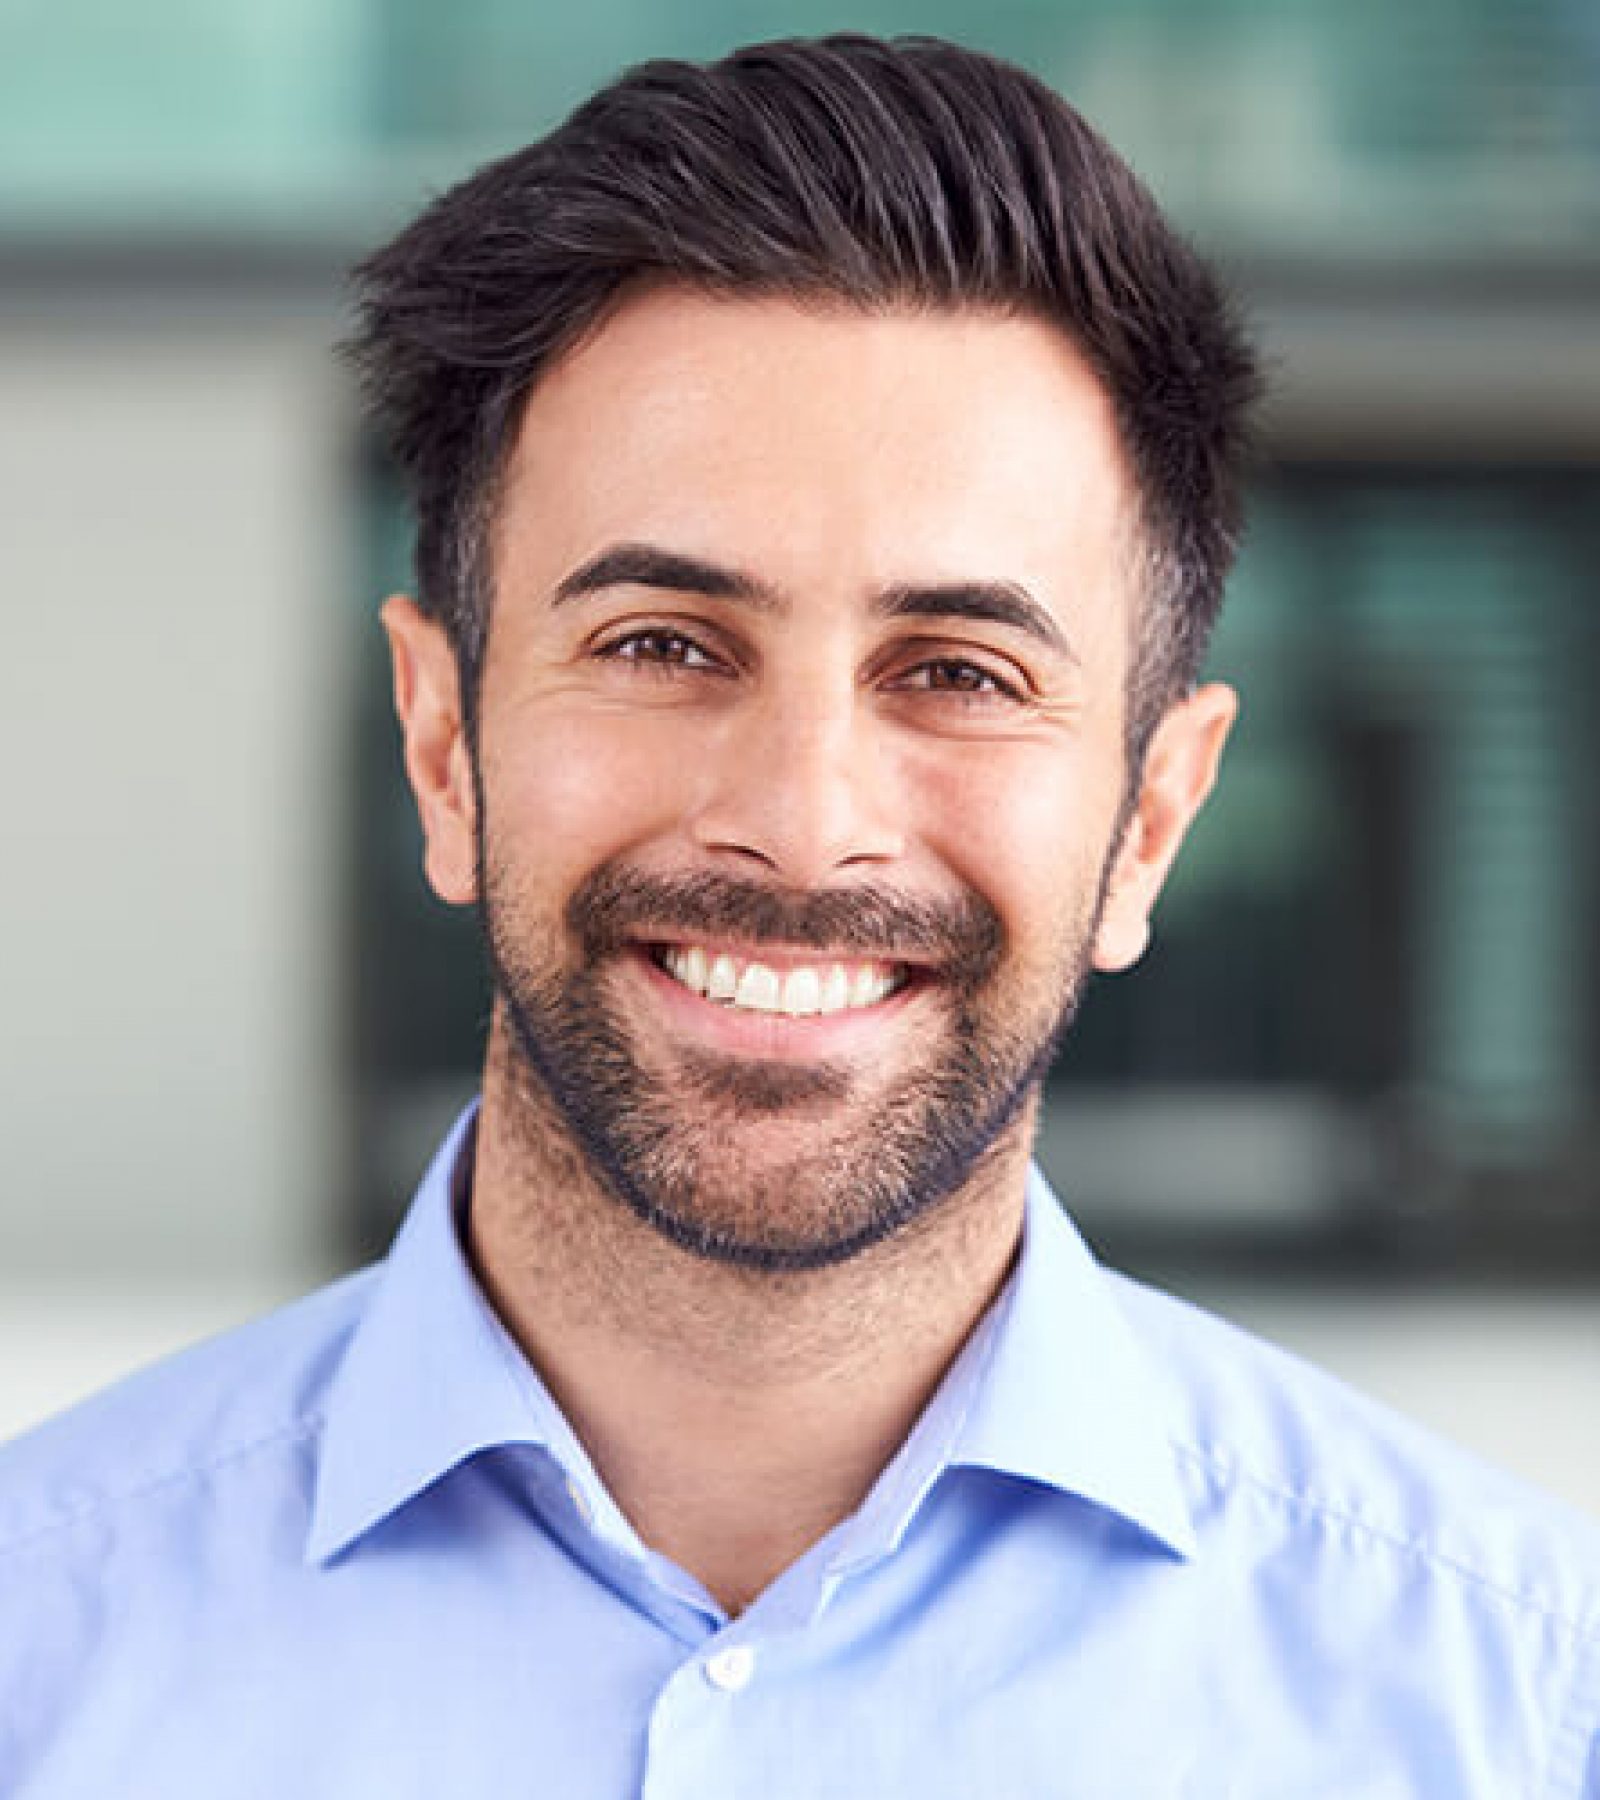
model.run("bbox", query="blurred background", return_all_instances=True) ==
[1,0,1596,1509]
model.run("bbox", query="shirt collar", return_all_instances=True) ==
[307,1102,577,1565]
[309,1109,1195,1566]
[946,1164,1197,1560]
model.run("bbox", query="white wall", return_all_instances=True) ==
[0,299,351,1282]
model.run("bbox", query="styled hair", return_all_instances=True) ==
[348,33,1261,750]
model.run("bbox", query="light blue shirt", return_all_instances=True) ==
[3,1105,1597,1797]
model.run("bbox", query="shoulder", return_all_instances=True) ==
[0,1266,377,1561]
[1107,1273,1600,1790]
[1111,1270,1600,1630]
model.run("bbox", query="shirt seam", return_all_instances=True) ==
[1543,1601,1600,1798]
[0,1413,326,1565]
[1171,1438,1600,1639]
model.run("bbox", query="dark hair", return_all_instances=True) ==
[348,33,1260,751]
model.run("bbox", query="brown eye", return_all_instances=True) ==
[905,658,1022,700]
[601,629,720,670]
[928,661,992,691]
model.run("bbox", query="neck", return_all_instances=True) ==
[465,1024,1031,1615]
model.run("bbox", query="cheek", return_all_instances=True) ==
[480,698,693,877]
[919,742,1124,956]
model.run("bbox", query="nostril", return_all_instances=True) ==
[695,835,784,872]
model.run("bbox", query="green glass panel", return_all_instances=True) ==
[2,0,1595,246]
[0,0,374,210]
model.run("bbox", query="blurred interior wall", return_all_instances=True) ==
[0,289,349,1281]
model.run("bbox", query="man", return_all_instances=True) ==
[2,34,1596,1798]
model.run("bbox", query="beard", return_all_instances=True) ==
[479,855,1105,1274]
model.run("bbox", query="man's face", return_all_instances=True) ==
[387,291,1233,1269]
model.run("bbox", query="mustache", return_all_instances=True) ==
[566,863,1004,980]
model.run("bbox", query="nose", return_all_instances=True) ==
[687,679,905,884]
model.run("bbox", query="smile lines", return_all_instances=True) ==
[654,944,907,1017]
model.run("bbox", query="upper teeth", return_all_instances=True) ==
[660,946,901,1016]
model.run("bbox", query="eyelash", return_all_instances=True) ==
[594,628,729,673]
[892,657,1025,703]
[593,628,1027,704]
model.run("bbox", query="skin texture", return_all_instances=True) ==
[383,290,1235,1613]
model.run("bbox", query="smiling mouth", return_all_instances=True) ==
[647,943,913,1018]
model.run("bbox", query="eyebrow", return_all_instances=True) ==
[873,580,1075,661]
[551,540,1075,660]
[552,543,781,612]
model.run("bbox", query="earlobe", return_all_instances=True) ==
[1090,682,1237,975]
[1091,904,1150,975]
[380,594,480,907]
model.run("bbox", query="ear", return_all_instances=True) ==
[1092,682,1237,974]
[380,595,479,906]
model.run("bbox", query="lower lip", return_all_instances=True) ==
[629,949,925,1061]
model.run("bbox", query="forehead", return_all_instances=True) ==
[496,288,1137,653]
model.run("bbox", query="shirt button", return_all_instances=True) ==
[703,1645,757,1693]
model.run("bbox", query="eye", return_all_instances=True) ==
[594,627,726,673]
[895,656,1026,702]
